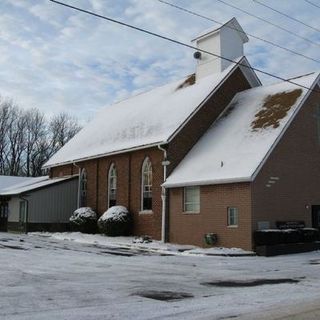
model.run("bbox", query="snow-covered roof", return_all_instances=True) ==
[164,72,320,187]
[0,176,36,193]
[44,57,254,168]
[0,176,76,196]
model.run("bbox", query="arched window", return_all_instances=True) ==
[108,163,117,208]
[141,157,152,211]
[79,168,87,207]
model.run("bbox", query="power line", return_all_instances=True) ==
[157,0,320,65]
[305,0,320,9]
[253,0,320,33]
[216,0,320,48]
[49,0,320,94]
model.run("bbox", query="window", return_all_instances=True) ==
[141,157,152,211]
[183,186,200,213]
[19,201,26,223]
[227,207,239,227]
[108,163,117,208]
[79,168,87,207]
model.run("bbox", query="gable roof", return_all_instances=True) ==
[192,18,249,43]
[0,175,77,196]
[163,72,320,188]
[44,57,259,168]
[0,176,36,193]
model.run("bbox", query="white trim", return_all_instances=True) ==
[163,176,252,188]
[251,74,320,181]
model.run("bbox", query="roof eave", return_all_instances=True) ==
[163,176,253,188]
[43,141,168,169]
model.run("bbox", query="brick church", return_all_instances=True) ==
[44,18,320,250]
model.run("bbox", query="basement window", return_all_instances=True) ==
[227,207,239,227]
[183,186,200,213]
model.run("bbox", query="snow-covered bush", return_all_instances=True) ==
[69,207,97,234]
[98,206,132,236]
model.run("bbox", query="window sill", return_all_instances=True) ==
[139,210,153,215]
[227,225,238,228]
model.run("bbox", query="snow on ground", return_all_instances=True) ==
[1,232,320,320]
[32,232,253,256]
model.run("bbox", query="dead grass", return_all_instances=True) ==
[251,89,302,130]
[176,74,196,90]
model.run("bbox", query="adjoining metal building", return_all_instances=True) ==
[0,176,78,233]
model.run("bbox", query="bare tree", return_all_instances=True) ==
[0,99,82,177]
[48,112,81,156]
[0,98,11,173]
[24,109,47,177]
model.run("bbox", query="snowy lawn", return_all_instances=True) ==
[1,232,320,320]
[32,232,254,256]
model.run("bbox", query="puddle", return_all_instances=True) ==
[201,278,299,287]
[100,250,133,257]
[0,245,28,250]
[135,290,193,301]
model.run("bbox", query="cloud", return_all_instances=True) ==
[0,0,319,122]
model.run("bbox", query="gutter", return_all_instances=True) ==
[158,144,169,243]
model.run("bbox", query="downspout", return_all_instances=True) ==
[73,162,81,208]
[158,144,169,242]
[19,194,29,234]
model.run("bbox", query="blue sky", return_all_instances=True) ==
[1,0,320,122]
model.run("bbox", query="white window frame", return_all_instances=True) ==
[141,157,153,212]
[108,163,117,208]
[183,186,200,213]
[227,207,239,227]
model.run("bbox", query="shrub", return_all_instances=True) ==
[98,206,132,236]
[69,207,97,234]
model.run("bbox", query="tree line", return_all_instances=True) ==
[0,97,82,177]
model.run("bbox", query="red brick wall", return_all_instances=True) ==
[252,87,320,230]
[52,147,164,240]
[50,164,74,177]
[168,183,252,250]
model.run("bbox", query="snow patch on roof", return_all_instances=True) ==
[164,72,319,187]
[44,59,243,168]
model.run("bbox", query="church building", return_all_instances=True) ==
[44,18,320,250]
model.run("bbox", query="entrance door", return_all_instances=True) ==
[0,202,8,232]
[312,205,320,229]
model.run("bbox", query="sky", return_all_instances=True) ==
[1,0,320,122]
